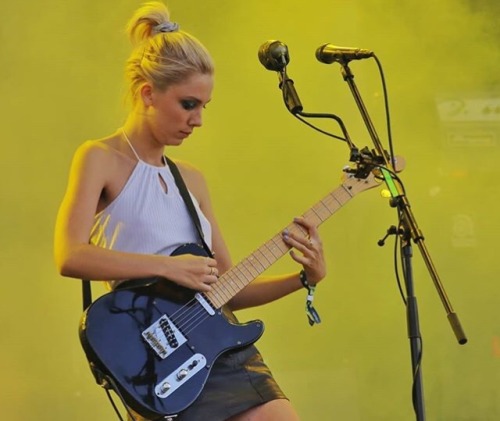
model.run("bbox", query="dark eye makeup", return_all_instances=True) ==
[181,99,199,110]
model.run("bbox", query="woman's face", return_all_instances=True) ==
[146,72,214,146]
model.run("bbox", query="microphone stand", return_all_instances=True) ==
[336,61,467,421]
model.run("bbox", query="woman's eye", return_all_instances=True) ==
[181,100,198,110]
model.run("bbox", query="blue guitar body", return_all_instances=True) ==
[79,173,378,419]
[79,244,264,419]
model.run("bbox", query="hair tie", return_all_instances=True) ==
[153,21,180,34]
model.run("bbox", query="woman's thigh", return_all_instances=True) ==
[227,399,300,421]
[126,399,299,421]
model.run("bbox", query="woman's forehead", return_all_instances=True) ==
[167,73,213,97]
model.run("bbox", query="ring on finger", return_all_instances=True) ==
[210,267,216,276]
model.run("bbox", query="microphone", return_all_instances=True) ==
[316,43,374,64]
[258,40,290,71]
[258,40,303,114]
[258,40,357,146]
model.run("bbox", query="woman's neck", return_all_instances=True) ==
[122,116,165,166]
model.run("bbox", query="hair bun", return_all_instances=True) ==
[126,1,172,45]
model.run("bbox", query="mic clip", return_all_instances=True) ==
[278,70,303,115]
[345,146,385,179]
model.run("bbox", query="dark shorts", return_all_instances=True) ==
[128,345,286,421]
[177,343,286,420]
[127,306,286,421]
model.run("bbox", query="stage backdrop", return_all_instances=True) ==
[1,0,499,419]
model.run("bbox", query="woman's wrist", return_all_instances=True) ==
[299,269,308,288]
[299,269,318,288]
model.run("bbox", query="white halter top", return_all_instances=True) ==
[90,136,212,287]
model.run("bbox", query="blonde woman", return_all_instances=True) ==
[54,2,326,420]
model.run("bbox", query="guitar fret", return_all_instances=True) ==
[253,248,273,268]
[216,278,236,298]
[316,199,331,220]
[247,254,265,273]
[240,259,260,279]
[341,183,356,198]
[308,206,325,224]
[237,264,256,282]
[210,267,245,306]
[231,265,249,286]
[265,237,283,259]
[211,286,231,307]
[328,193,346,209]
[229,267,253,291]
[331,189,348,204]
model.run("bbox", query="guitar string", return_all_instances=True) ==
[169,246,279,333]
[165,259,267,335]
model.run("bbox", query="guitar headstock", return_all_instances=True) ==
[341,166,381,195]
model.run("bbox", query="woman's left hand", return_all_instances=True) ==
[282,216,327,285]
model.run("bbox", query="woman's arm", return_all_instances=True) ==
[54,144,218,291]
[227,217,327,311]
[180,162,327,312]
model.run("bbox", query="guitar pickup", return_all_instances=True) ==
[142,315,187,359]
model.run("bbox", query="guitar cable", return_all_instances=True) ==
[101,372,180,421]
[98,372,137,421]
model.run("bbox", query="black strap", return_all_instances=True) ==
[80,156,213,311]
[82,279,92,311]
[165,156,214,258]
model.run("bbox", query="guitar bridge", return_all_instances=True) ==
[142,315,187,359]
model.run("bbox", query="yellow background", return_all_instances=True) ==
[1,0,499,419]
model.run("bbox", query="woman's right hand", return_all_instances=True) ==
[162,254,219,292]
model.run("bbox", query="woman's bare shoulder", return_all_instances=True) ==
[174,159,205,182]
[72,134,129,169]
[173,159,209,202]
[75,134,118,156]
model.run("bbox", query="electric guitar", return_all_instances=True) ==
[79,170,379,419]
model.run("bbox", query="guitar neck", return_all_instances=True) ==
[205,174,377,308]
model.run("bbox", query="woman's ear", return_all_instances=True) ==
[140,83,154,106]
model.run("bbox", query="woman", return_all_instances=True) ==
[54,2,326,420]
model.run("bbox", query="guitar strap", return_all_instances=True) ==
[82,279,92,311]
[164,156,214,259]
[80,156,213,311]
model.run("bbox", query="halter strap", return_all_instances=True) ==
[121,129,141,161]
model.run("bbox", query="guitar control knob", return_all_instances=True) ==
[159,382,171,393]
[176,369,188,381]
[187,360,199,370]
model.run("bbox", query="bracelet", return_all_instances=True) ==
[299,270,321,326]
[299,269,309,288]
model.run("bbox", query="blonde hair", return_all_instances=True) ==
[125,1,214,104]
